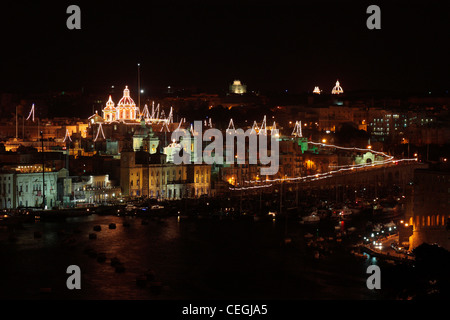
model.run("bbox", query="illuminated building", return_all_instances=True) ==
[331,80,344,94]
[163,139,182,163]
[99,86,140,124]
[133,118,160,153]
[313,86,321,94]
[88,112,103,125]
[71,174,121,204]
[317,106,354,132]
[120,146,211,199]
[229,80,247,95]
[0,165,64,209]
[103,95,116,122]
[116,86,139,121]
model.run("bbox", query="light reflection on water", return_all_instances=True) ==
[0,214,382,300]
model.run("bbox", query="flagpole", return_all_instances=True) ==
[137,63,141,110]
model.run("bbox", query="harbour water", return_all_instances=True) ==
[0,213,384,300]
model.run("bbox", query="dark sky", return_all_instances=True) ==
[1,0,449,95]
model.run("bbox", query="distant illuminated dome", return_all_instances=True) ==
[331,80,344,94]
[230,80,247,95]
[116,86,139,121]
[103,95,116,122]
[313,86,321,94]
[118,86,135,106]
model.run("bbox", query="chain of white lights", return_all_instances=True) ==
[160,121,170,132]
[292,121,302,137]
[227,118,236,131]
[229,184,273,191]
[63,129,72,143]
[307,141,393,160]
[26,104,35,121]
[239,157,418,188]
[93,123,106,142]
[141,104,151,119]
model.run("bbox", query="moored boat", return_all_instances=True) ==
[339,206,353,221]
[301,212,320,224]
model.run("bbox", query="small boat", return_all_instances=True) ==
[301,212,320,224]
[339,207,353,220]
[125,204,137,213]
[331,210,340,220]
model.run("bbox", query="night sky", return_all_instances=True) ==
[1,0,449,95]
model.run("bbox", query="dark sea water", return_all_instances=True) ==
[0,214,383,300]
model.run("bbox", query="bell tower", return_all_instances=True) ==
[120,136,135,197]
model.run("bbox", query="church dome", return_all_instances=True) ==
[118,86,136,106]
[331,80,344,94]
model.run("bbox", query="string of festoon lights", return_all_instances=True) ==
[229,139,418,191]
[309,141,394,169]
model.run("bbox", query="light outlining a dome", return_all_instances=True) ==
[116,86,139,121]
[313,86,321,94]
[331,80,344,94]
[117,86,136,106]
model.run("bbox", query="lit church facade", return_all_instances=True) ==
[102,86,140,122]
